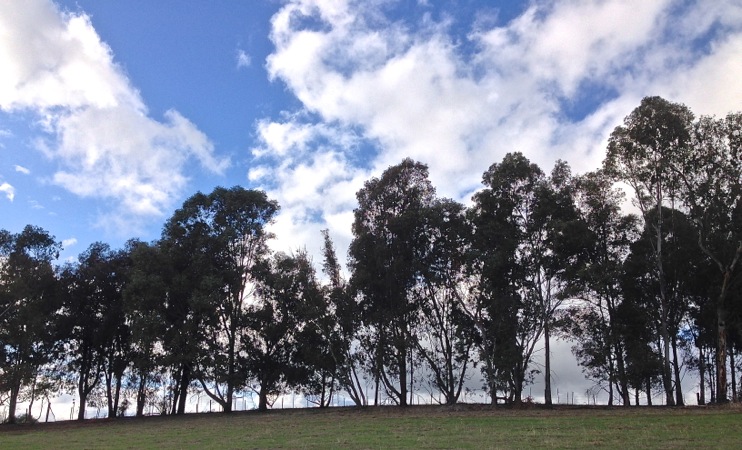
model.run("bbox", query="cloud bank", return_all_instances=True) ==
[0,0,228,233]
[252,0,742,260]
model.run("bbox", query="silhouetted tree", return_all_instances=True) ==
[604,96,694,405]
[0,226,60,424]
[349,159,436,406]
[162,187,279,413]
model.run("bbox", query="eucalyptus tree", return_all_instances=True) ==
[0,226,60,424]
[58,242,129,420]
[616,297,663,405]
[315,230,368,406]
[246,250,322,411]
[687,288,720,405]
[563,170,639,405]
[159,209,212,415]
[622,207,702,405]
[412,199,476,404]
[294,240,344,408]
[100,245,133,419]
[676,112,742,402]
[527,160,583,405]
[603,96,695,405]
[470,152,546,405]
[349,158,436,406]
[162,186,279,413]
[123,240,170,416]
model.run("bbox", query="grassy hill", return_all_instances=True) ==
[2,404,741,449]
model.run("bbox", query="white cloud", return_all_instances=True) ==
[62,237,77,248]
[236,49,251,69]
[0,0,228,233]
[14,165,31,175]
[251,118,367,258]
[0,182,15,201]
[254,0,742,266]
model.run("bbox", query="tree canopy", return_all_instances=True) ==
[2,97,741,422]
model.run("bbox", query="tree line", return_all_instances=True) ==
[1,97,740,424]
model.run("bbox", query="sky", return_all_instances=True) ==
[2,0,742,405]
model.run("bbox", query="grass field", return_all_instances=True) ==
[1,404,741,449]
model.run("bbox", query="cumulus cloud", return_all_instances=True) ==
[0,0,228,233]
[253,0,742,261]
[0,182,15,201]
[251,118,366,256]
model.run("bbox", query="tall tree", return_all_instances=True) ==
[101,246,132,419]
[313,230,367,406]
[162,187,279,413]
[58,242,127,420]
[293,242,342,409]
[246,251,319,411]
[604,96,694,405]
[676,112,742,402]
[349,159,436,406]
[412,199,476,404]
[0,226,60,424]
[623,207,702,405]
[563,170,639,405]
[527,160,582,405]
[123,240,169,417]
[470,152,545,405]
[159,213,211,415]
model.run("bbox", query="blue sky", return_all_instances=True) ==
[1,0,741,269]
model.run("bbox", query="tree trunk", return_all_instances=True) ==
[716,305,728,403]
[513,382,522,406]
[45,400,52,422]
[226,319,236,413]
[652,201,675,407]
[7,383,20,424]
[224,387,233,413]
[730,346,737,402]
[409,346,414,406]
[659,324,675,406]
[374,373,379,406]
[544,321,552,406]
[106,370,115,418]
[114,376,122,416]
[258,388,268,412]
[698,344,706,405]
[177,364,190,415]
[708,353,716,404]
[645,377,652,406]
[77,391,87,421]
[671,338,684,406]
[614,341,630,406]
[513,362,524,406]
[171,366,181,415]
[374,339,381,406]
[397,345,408,407]
[136,374,147,417]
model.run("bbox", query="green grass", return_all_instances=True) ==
[1,405,741,449]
